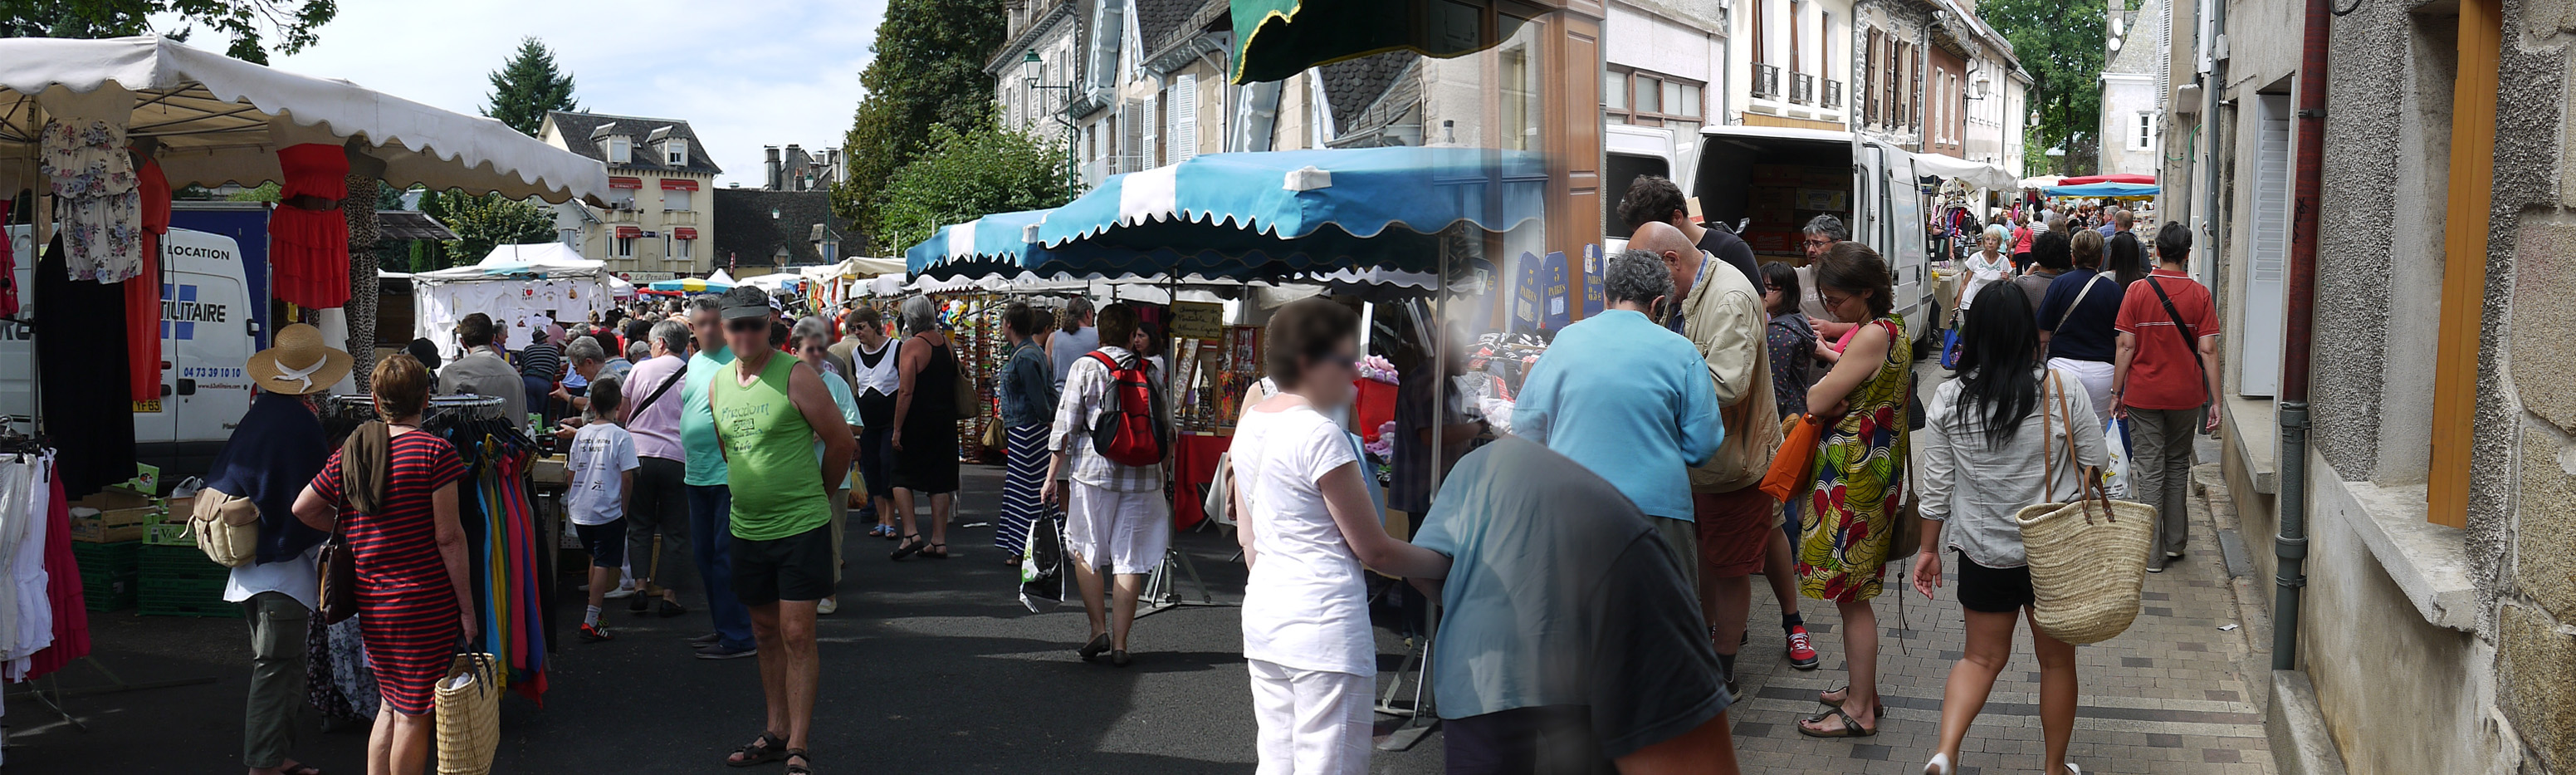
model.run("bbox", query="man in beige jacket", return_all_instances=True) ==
[1632,223,1816,689]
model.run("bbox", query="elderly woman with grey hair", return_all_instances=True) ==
[888,295,961,559]
[551,334,612,416]
[791,316,865,612]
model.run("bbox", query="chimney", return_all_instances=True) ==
[764,146,782,190]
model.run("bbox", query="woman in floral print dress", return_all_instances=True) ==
[1794,241,1911,738]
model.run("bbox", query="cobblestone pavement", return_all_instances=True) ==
[1717,434,2275,775]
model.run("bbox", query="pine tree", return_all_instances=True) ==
[482,37,579,136]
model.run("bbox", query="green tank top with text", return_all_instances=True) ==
[709,355,829,541]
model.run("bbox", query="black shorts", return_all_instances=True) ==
[731,523,836,605]
[574,519,627,569]
[1954,550,2035,613]
[1444,705,1616,775]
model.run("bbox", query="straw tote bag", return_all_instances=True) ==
[434,651,503,775]
[2013,372,2158,645]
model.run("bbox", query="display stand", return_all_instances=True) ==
[5,655,218,733]
[1136,524,1234,618]
[1373,602,1440,751]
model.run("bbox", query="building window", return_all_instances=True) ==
[663,187,690,211]
[607,135,633,164]
[1605,68,1703,125]
[614,235,636,258]
[671,237,692,262]
[559,228,579,248]
[665,139,688,166]
[2134,112,2155,150]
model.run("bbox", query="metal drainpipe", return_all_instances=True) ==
[2201,0,2225,274]
[2271,0,2329,672]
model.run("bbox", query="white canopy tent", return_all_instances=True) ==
[411,243,613,362]
[1909,154,2018,192]
[0,36,607,201]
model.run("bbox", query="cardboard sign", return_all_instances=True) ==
[1171,301,1225,341]
[1581,243,1606,319]
[1513,251,1543,331]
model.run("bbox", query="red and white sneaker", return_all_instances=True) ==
[1787,625,1820,670]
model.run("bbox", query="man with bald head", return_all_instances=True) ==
[1633,221,1812,689]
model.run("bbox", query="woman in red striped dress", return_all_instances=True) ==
[296,355,477,775]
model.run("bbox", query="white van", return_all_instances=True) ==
[2,225,262,476]
[1605,124,1936,349]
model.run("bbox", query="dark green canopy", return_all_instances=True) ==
[1229,0,1527,84]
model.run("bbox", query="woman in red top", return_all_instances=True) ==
[294,355,477,775]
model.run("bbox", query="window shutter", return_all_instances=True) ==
[1142,91,1159,167]
[1173,75,1198,162]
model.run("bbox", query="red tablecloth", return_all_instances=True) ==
[1173,433,1232,530]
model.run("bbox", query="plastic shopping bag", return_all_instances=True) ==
[2100,417,2131,499]
[1938,327,1963,369]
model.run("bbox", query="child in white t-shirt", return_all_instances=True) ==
[567,376,641,642]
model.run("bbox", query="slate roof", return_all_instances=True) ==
[711,189,863,267]
[375,210,457,242]
[1141,0,1225,56]
[543,110,726,176]
[1319,52,1416,130]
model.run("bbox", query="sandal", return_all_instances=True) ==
[1796,706,1878,738]
[890,534,925,560]
[1816,687,1887,720]
[726,731,787,767]
[920,542,950,559]
[785,748,813,775]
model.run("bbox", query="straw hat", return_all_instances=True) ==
[247,323,354,395]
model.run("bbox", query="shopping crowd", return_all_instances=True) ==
[197,175,2222,774]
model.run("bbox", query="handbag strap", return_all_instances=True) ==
[2052,272,2109,334]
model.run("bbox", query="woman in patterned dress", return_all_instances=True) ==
[1793,241,1910,738]
[294,355,477,775]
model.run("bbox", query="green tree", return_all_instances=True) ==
[426,190,555,271]
[481,37,579,136]
[835,0,1007,236]
[873,120,1073,253]
[1979,0,2105,175]
[0,0,335,63]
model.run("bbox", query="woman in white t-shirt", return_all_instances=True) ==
[1230,298,1452,775]
[1953,225,2013,329]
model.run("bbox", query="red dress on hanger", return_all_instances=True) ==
[26,472,92,679]
[272,143,350,310]
[0,198,16,317]
[126,155,170,401]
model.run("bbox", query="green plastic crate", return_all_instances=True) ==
[71,540,142,576]
[137,545,229,584]
[136,596,240,618]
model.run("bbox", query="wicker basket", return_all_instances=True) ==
[2011,371,2158,645]
[433,653,502,775]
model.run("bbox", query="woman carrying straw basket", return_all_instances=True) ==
[1910,282,2108,775]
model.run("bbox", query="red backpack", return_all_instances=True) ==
[1086,351,1169,467]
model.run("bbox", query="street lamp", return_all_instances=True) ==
[1022,49,1079,195]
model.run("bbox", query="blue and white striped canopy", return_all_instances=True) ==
[906,147,1544,282]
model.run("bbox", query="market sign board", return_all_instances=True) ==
[1171,301,1225,341]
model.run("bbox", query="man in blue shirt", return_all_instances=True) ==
[1513,249,1723,586]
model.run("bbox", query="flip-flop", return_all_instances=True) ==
[1796,706,1878,738]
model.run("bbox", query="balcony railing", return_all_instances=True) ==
[1752,63,1781,100]
[1791,73,1815,105]
[1823,79,1844,109]
[659,209,698,226]
[604,208,642,224]
[1083,155,1153,184]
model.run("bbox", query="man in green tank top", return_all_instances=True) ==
[708,287,853,773]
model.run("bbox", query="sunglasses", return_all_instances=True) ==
[725,318,767,332]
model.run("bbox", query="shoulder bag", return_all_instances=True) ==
[2014,372,2157,645]
[2051,272,2109,334]
[188,487,264,568]
[947,337,979,420]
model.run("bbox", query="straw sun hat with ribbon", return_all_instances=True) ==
[247,323,354,395]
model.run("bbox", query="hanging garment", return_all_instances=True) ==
[22,462,86,679]
[40,118,144,283]
[35,237,137,498]
[0,197,18,317]
[126,154,171,401]
[0,454,37,663]
[272,143,351,309]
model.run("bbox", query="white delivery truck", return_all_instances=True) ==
[1603,123,1937,350]
[2,223,263,478]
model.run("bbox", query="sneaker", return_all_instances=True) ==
[687,631,722,647]
[657,600,688,618]
[579,623,613,642]
[1787,625,1821,670]
[694,642,758,660]
[817,597,839,616]
[603,586,639,600]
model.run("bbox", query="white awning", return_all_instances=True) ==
[0,36,607,202]
[1909,153,2017,191]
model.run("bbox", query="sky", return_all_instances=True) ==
[248,0,888,189]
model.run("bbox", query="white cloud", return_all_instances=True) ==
[257,0,887,189]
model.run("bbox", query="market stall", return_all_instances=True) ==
[410,243,613,363]
[0,35,607,733]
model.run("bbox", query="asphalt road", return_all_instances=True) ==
[6,465,1448,774]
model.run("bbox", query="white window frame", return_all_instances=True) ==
[662,186,690,211]
[670,236,693,262]
[613,235,636,258]
[665,138,688,166]
[607,135,633,164]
